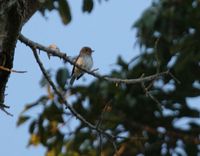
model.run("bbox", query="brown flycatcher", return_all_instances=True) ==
[70,47,94,85]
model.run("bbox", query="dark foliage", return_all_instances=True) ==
[18,0,200,155]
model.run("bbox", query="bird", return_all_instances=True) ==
[70,47,94,85]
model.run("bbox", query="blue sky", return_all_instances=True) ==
[0,1,152,155]
[0,0,199,156]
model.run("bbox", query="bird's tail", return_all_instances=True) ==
[70,76,76,86]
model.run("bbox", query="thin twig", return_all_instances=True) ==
[128,54,141,65]
[96,100,112,156]
[128,120,200,145]
[0,103,10,108]
[154,37,161,74]
[0,106,13,116]
[0,66,27,73]
[112,141,118,156]
[101,117,200,145]
[96,100,112,128]
[91,68,99,72]
[140,74,162,111]
[0,108,13,116]
[168,71,181,84]
[0,103,13,116]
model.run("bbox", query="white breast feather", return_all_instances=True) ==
[74,56,93,76]
[84,56,93,70]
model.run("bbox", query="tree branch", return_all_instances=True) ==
[128,120,200,145]
[31,47,117,148]
[18,33,183,153]
[19,34,172,84]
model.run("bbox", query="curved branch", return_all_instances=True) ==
[19,34,182,153]
[31,47,116,146]
[18,34,171,84]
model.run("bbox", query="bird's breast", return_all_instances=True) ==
[76,56,93,70]
[83,56,93,70]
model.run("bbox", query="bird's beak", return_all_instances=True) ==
[92,50,95,52]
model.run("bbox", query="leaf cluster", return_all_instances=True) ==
[18,0,200,155]
[38,0,95,25]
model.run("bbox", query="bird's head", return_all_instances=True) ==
[80,47,94,56]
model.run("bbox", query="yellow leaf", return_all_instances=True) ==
[46,149,56,156]
[114,143,127,156]
[47,84,54,100]
[30,134,40,146]
[105,105,112,112]
[50,120,58,134]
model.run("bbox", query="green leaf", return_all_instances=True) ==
[117,56,128,69]
[43,102,64,122]
[22,96,48,113]
[29,120,37,134]
[58,0,71,25]
[17,116,30,127]
[38,0,56,15]
[82,0,94,13]
[134,6,158,30]
[56,68,69,90]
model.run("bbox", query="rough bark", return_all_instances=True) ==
[0,0,39,109]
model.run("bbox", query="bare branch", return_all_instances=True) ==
[140,74,162,111]
[18,34,170,85]
[128,120,200,145]
[96,100,113,156]
[168,71,181,84]
[0,103,13,116]
[0,107,13,116]
[31,47,117,148]
[0,66,26,73]
[96,100,112,129]
[154,37,161,74]
[19,34,184,152]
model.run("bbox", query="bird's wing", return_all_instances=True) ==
[71,55,80,76]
